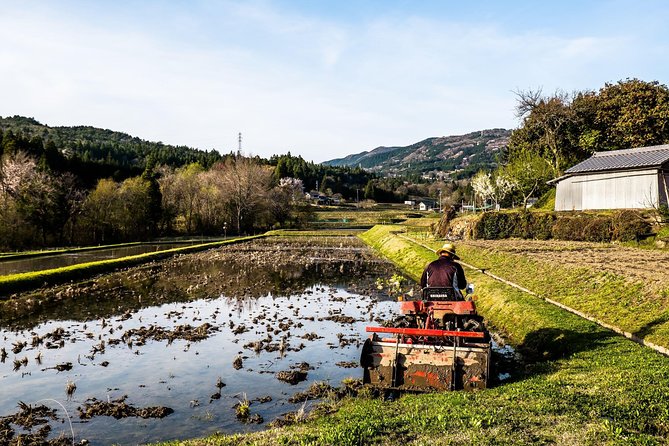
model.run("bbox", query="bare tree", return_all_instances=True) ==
[513,89,578,176]
[218,157,272,234]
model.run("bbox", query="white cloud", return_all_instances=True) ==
[0,2,661,162]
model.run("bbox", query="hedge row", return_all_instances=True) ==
[471,210,651,242]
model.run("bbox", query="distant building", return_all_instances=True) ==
[552,145,669,211]
[305,191,330,205]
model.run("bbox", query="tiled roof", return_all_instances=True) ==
[565,144,669,173]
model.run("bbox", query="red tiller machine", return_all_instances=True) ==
[360,286,491,391]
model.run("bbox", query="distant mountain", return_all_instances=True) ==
[325,129,511,178]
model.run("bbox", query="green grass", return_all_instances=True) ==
[403,235,669,350]
[658,225,669,240]
[0,235,265,297]
[533,188,556,211]
[312,209,431,225]
[266,229,362,237]
[151,225,669,445]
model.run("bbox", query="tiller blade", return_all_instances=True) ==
[360,326,491,391]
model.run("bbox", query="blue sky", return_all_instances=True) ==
[1,0,667,162]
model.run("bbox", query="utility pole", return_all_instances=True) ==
[356,188,359,208]
[439,189,442,213]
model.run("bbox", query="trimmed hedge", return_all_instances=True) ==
[473,212,556,240]
[470,210,651,242]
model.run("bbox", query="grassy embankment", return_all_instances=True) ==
[158,225,669,446]
[310,207,435,229]
[267,229,363,237]
[449,239,669,351]
[0,235,264,297]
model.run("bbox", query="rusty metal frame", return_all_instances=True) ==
[366,326,485,338]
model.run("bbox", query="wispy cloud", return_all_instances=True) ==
[0,1,664,161]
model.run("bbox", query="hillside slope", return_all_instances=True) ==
[0,115,222,172]
[325,128,510,177]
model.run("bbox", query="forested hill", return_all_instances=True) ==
[325,128,510,178]
[0,115,222,184]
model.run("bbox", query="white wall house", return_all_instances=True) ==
[552,145,669,211]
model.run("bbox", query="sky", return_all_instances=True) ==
[1,0,668,162]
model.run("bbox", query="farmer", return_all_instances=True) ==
[420,242,467,299]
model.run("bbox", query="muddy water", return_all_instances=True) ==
[0,243,201,276]
[0,237,409,445]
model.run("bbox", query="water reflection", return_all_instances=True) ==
[0,237,406,445]
[0,243,200,276]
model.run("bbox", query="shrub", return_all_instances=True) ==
[531,213,556,240]
[658,205,669,224]
[552,216,585,241]
[470,210,648,243]
[511,212,532,239]
[582,217,612,242]
[474,212,513,239]
[472,211,556,240]
[611,210,652,242]
[657,225,669,241]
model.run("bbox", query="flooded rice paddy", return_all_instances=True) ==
[0,243,204,276]
[0,236,414,445]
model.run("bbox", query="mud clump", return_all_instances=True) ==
[122,322,216,345]
[292,362,313,372]
[269,412,304,428]
[276,370,308,385]
[233,398,263,424]
[0,401,71,446]
[323,315,359,324]
[335,361,358,368]
[54,362,73,372]
[246,413,263,424]
[11,341,26,354]
[288,381,335,403]
[301,332,322,341]
[287,379,364,404]
[233,355,243,370]
[232,324,249,335]
[78,396,173,420]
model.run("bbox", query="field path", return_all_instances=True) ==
[463,239,669,295]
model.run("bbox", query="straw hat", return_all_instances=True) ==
[436,242,459,260]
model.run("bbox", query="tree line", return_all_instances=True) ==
[0,126,388,250]
[0,146,311,250]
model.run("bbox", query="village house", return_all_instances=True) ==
[418,200,437,211]
[552,144,669,211]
